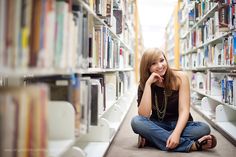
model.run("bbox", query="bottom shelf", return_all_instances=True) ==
[48,88,137,157]
[215,122,236,146]
[191,105,236,146]
[49,140,75,157]
[72,89,136,157]
[75,142,110,157]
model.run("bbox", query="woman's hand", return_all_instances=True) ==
[166,132,180,150]
[146,72,163,85]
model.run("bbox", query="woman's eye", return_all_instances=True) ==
[160,59,164,62]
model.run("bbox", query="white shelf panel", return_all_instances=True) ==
[98,100,117,119]
[0,66,135,78]
[191,104,236,146]
[79,67,134,74]
[48,139,75,157]
[216,122,236,140]
[191,88,236,111]
[83,142,110,157]
[108,122,120,142]
[99,88,136,119]
[0,67,73,77]
[194,105,216,120]
[73,87,136,156]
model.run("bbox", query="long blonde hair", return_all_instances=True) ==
[139,48,178,91]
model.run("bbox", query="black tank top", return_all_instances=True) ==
[137,85,193,122]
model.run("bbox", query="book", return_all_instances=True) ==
[106,0,113,26]
[105,73,116,104]
[30,0,43,67]
[90,79,100,125]
[0,0,6,67]
[72,4,84,68]
[0,93,16,157]
[210,72,225,96]
[233,32,236,65]
[79,77,91,134]
[218,3,229,32]
[233,77,236,106]
[83,74,106,111]
[20,0,33,68]
[55,1,69,68]
[113,9,123,34]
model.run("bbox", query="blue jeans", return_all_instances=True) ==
[131,115,211,152]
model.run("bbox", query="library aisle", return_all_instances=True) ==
[1,0,236,157]
[105,100,236,157]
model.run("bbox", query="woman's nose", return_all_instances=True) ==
[156,63,162,68]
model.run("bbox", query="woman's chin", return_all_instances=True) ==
[157,71,166,76]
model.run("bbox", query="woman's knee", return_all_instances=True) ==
[131,115,149,133]
[193,122,211,138]
[200,122,211,135]
[185,121,211,140]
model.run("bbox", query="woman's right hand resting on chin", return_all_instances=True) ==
[146,72,164,86]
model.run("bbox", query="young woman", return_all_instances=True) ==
[131,48,217,152]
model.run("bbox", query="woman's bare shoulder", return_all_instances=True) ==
[172,70,189,89]
[173,70,188,79]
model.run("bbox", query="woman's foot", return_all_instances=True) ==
[138,135,146,148]
[191,134,217,151]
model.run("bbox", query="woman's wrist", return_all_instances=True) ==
[145,80,152,86]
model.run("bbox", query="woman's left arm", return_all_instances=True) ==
[166,72,190,149]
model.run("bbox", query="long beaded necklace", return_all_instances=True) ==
[155,89,168,121]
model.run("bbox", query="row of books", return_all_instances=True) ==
[189,0,216,24]
[0,71,133,157]
[189,0,235,30]
[181,32,236,69]
[25,74,82,135]
[0,0,133,71]
[86,0,127,28]
[24,71,132,136]
[180,0,235,50]
[188,16,216,48]
[186,7,235,51]
[217,0,236,30]
[93,0,114,27]
[0,85,49,157]
[178,0,195,37]
[191,72,236,106]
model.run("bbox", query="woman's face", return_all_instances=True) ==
[149,53,167,76]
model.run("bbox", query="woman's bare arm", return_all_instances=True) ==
[174,72,190,136]
[166,71,191,149]
[138,72,163,117]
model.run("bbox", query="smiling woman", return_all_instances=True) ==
[131,48,217,152]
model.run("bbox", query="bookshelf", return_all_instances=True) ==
[165,2,181,69]
[0,0,139,157]
[178,0,236,146]
[134,0,144,83]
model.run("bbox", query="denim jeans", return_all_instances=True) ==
[131,115,211,152]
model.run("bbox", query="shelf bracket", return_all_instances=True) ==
[216,104,236,122]
[78,118,111,142]
[62,146,86,157]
